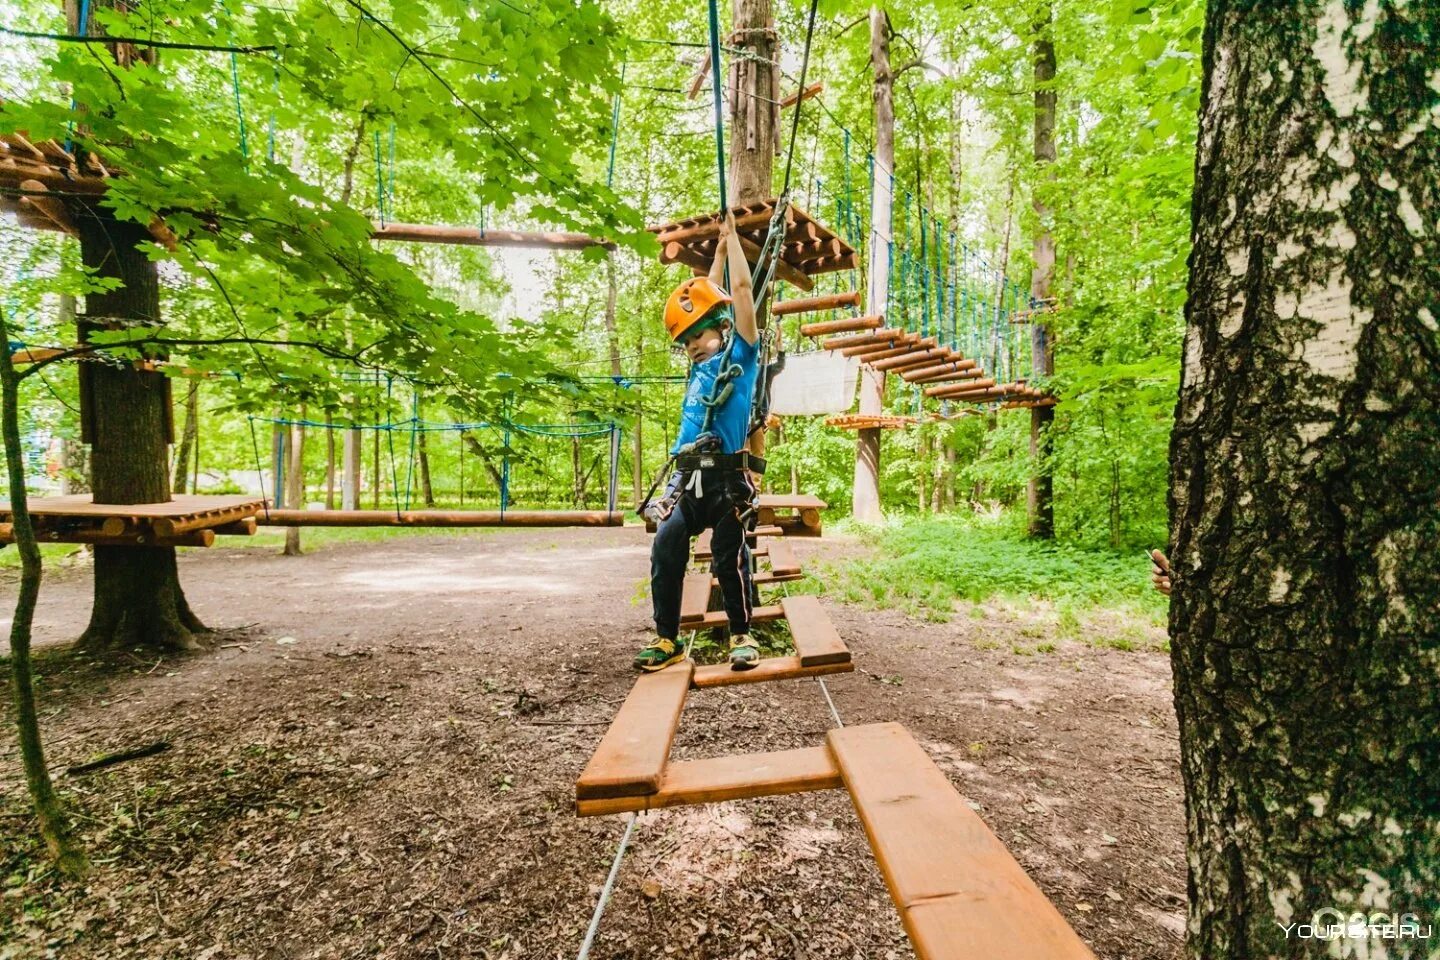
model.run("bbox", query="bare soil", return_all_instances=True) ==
[0,527,1185,959]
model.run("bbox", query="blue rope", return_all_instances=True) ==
[230,51,249,160]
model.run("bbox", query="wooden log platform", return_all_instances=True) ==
[829,723,1096,960]
[774,291,863,317]
[650,199,856,280]
[799,314,883,337]
[576,745,842,817]
[372,222,613,251]
[575,663,694,801]
[256,509,624,527]
[0,494,266,547]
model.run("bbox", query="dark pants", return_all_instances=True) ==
[651,468,755,640]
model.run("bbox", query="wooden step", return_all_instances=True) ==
[685,604,785,629]
[692,655,854,689]
[799,314,882,337]
[766,539,800,577]
[781,595,850,666]
[828,723,1096,960]
[871,347,947,372]
[575,663,694,801]
[756,494,827,510]
[774,290,863,316]
[926,378,997,398]
[576,746,843,817]
[693,543,768,562]
[692,524,783,554]
[856,338,936,363]
[820,328,906,351]
[842,333,920,358]
[711,570,805,589]
[680,571,713,622]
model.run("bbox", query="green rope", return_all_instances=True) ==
[704,0,727,213]
[607,60,625,190]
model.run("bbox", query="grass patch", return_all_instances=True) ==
[811,512,1168,622]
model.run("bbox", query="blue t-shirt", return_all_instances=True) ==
[672,333,759,455]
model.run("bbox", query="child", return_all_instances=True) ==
[636,212,762,672]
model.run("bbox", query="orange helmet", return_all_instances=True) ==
[664,277,733,342]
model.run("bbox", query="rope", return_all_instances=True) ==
[246,416,272,520]
[575,812,638,960]
[230,52,249,159]
[704,0,727,213]
[606,61,625,190]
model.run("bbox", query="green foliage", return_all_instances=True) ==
[810,512,1169,620]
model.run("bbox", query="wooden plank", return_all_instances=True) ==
[575,745,841,817]
[691,656,854,689]
[692,525,783,555]
[798,314,882,337]
[757,493,827,510]
[829,723,1097,960]
[819,328,907,351]
[575,663,694,801]
[686,604,784,629]
[926,379,998,398]
[767,539,801,577]
[773,291,862,316]
[782,595,850,667]
[681,572,714,623]
[871,347,947,372]
[858,340,937,364]
[694,543,768,562]
[711,570,803,588]
[0,494,264,520]
[779,82,824,110]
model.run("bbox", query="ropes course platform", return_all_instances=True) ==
[650,199,857,292]
[253,509,624,528]
[825,414,918,430]
[0,495,264,547]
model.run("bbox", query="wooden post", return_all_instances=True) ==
[731,0,779,477]
[853,6,894,525]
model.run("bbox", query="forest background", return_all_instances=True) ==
[0,0,1200,615]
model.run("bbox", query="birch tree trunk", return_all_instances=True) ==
[1171,2,1440,955]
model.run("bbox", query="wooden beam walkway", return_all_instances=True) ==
[574,496,1094,959]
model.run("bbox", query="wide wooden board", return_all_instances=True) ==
[828,723,1097,960]
[782,595,850,666]
[0,494,264,519]
[692,656,853,689]
[575,663,694,801]
[576,746,842,817]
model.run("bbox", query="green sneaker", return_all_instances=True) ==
[728,633,760,671]
[634,637,687,672]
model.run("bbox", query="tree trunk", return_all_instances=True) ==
[1171,3,1440,955]
[731,0,778,479]
[931,432,946,513]
[342,424,360,510]
[73,212,204,651]
[1,320,88,876]
[853,7,894,524]
[1027,6,1057,539]
[325,412,336,510]
[171,380,199,494]
[282,413,305,556]
[371,423,381,510]
[417,427,436,508]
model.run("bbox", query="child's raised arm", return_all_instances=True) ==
[720,212,759,345]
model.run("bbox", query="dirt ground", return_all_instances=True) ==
[0,527,1186,960]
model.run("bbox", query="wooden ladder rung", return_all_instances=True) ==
[799,314,883,337]
[781,595,850,666]
[575,663,694,801]
[684,604,785,629]
[773,291,863,317]
[711,570,804,588]
[828,723,1096,960]
[694,543,768,562]
[576,745,843,817]
[680,572,713,622]
[692,655,854,689]
[693,525,784,555]
[767,540,801,577]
